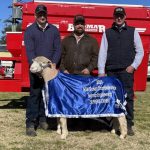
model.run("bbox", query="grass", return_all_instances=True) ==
[0,82,150,150]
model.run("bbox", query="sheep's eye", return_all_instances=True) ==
[41,62,46,67]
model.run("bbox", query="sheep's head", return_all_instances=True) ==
[30,56,52,74]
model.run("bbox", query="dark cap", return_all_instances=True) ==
[35,5,47,14]
[113,7,126,16]
[73,15,85,25]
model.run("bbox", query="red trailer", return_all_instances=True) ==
[0,0,150,92]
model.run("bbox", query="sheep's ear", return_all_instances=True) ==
[47,61,52,68]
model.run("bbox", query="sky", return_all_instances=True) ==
[0,0,150,38]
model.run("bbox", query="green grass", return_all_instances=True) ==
[0,82,150,150]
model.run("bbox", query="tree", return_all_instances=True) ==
[0,19,12,44]
[0,18,22,44]
[0,2,22,44]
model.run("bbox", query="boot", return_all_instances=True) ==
[39,121,49,130]
[127,126,135,136]
[26,127,37,137]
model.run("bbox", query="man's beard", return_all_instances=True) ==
[74,28,84,36]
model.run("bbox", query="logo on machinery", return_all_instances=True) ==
[67,23,106,33]
[27,23,146,33]
[67,24,147,33]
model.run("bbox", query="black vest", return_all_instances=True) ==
[105,24,135,70]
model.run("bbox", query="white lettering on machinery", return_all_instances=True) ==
[27,23,146,33]
[67,24,74,31]
[67,23,105,32]
[135,28,146,32]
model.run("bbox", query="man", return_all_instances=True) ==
[60,14,99,75]
[24,4,61,136]
[98,7,144,136]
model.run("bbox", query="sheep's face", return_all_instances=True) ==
[30,60,43,73]
[30,56,52,74]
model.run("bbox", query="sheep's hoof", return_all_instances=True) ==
[111,129,116,134]
[119,134,125,139]
[56,128,61,135]
[61,134,67,140]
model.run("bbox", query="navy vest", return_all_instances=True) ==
[105,24,135,70]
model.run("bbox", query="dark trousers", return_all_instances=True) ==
[26,72,46,128]
[107,69,134,127]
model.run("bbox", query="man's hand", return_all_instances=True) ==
[64,70,69,74]
[98,73,106,77]
[126,66,135,73]
[81,68,90,75]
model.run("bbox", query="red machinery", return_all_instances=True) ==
[0,0,150,92]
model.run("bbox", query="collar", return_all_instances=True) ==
[69,32,89,38]
[112,22,127,31]
[74,33,84,39]
[36,22,49,31]
[73,33,84,43]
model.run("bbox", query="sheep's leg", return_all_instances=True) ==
[60,117,68,140]
[118,115,127,139]
[111,117,119,134]
[56,118,61,135]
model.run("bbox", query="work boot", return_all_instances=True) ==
[26,127,37,137]
[39,121,49,130]
[127,126,135,136]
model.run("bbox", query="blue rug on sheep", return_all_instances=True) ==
[42,72,127,118]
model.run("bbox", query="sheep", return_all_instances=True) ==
[30,56,68,139]
[30,56,127,139]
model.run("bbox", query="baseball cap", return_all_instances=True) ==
[113,7,126,16]
[73,15,85,25]
[35,5,47,14]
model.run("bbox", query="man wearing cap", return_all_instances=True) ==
[98,7,144,136]
[24,4,61,136]
[60,14,99,75]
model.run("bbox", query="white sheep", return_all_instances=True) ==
[30,56,127,139]
[30,56,68,139]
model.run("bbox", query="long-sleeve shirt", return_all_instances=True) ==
[24,22,61,65]
[98,29,144,74]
